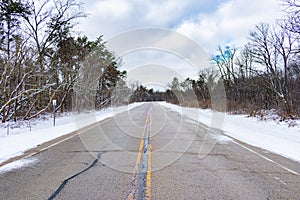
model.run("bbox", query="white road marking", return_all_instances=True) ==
[231,140,299,176]
[23,123,101,159]
[0,121,104,167]
[168,113,299,176]
[0,114,119,168]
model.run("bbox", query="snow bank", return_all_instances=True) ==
[0,158,37,174]
[1,101,299,169]
[0,102,144,164]
[158,102,300,162]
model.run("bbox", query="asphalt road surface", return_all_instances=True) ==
[0,103,299,199]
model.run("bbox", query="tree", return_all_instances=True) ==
[283,0,300,38]
[247,22,297,114]
[49,36,92,112]
[20,0,85,118]
[0,0,31,122]
[212,46,237,82]
[129,85,149,103]
[171,77,180,90]
[72,36,127,112]
[0,0,30,58]
[235,45,254,80]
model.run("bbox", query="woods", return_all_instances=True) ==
[0,0,125,123]
[160,1,300,117]
[130,0,300,118]
[1,0,300,123]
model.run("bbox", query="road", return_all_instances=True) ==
[0,103,299,199]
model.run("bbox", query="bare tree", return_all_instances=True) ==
[0,0,32,122]
[247,22,297,114]
[212,46,237,82]
[20,0,85,118]
[282,0,300,38]
[235,45,255,80]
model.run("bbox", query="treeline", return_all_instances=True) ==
[128,86,164,103]
[2,0,299,123]
[208,0,300,117]
[130,1,300,118]
[0,0,126,123]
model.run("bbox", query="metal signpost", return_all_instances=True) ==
[53,99,56,126]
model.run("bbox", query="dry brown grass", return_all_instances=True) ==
[168,99,299,119]
[179,100,211,109]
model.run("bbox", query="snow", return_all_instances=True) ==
[1,101,299,173]
[0,102,145,165]
[215,135,233,144]
[158,102,300,162]
[0,158,37,174]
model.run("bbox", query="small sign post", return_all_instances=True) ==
[53,99,57,126]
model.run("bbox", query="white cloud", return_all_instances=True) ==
[142,1,187,26]
[122,50,199,81]
[176,0,284,53]
[76,0,223,39]
[91,0,132,19]
[75,0,285,88]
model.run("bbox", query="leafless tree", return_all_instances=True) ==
[282,0,300,38]
[20,0,85,118]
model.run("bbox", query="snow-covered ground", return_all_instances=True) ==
[1,101,299,173]
[0,158,37,174]
[0,103,144,169]
[158,102,300,162]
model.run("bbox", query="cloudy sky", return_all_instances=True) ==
[76,0,284,90]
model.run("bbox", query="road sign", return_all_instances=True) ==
[53,99,57,106]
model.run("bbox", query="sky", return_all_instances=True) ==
[75,0,284,90]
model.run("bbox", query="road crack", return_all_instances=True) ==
[47,151,107,200]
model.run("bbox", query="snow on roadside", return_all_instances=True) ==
[0,102,145,164]
[215,135,233,144]
[1,101,299,171]
[0,158,37,174]
[158,102,300,162]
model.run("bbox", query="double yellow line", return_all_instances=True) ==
[127,115,152,200]
[145,116,152,200]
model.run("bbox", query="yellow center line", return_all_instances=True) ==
[145,115,152,200]
[127,115,150,200]
[135,117,148,172]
